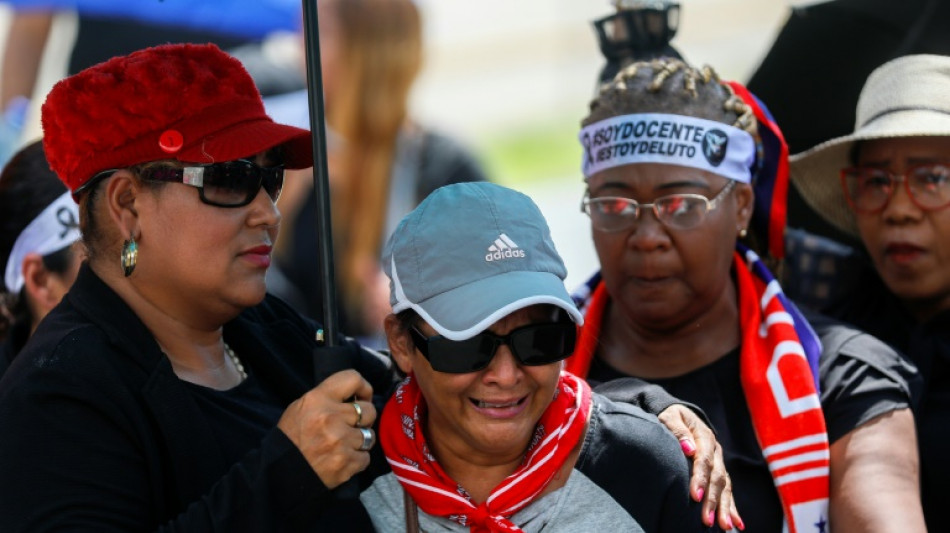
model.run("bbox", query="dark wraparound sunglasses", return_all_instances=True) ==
[84,159,284,208]
[145,160,284,207]
[408,321,577,374]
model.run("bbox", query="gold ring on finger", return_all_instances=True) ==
[351,401,363,427]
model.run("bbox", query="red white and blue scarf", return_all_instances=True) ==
[566,245,828,533]
[379,372,592,533]
[726,80,790,261]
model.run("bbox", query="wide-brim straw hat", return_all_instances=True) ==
[790,54,950,237]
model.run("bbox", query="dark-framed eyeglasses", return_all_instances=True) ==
[840,164,950,214]
[407,321,577,374]
[86,159,285,208]
[581,179,736,232]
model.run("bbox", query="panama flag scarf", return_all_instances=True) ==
[566,245,828,533]
[379,372,592,533]
[734,245,829,533]
[726,80,790,262]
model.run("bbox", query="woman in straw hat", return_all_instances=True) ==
[791,53,950,531]
[568,58,924,532]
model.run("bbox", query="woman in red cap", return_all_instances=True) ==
[0,43,733,532]
[0,43,395,531]
[569,58,924,532]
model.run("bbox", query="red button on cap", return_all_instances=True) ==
[158,129,184,153]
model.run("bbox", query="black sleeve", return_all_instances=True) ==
[0,346,11,377]
[577,396,717,532]
[344,337,399,398]
[807,311,920,443]
[0,340,336,532]
[594,377,713,429]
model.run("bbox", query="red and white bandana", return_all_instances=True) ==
[566,248,829,533]
[379,372,592,533]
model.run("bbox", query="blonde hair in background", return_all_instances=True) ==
[325,0,422,323]
[584,58,755,135]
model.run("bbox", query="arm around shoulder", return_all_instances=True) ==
[581,396,716,532]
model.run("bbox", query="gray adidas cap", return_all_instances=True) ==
[382,182,583,341]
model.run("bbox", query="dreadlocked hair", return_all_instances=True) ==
[582,58,777,266]
[583,58,756,136]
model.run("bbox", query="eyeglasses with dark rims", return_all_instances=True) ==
[840,163,950,214]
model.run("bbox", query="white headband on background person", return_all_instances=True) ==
[579,113,756,182]
[3,192,81,293]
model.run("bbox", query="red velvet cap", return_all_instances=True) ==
[41,43,314,193]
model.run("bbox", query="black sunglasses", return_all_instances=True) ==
[140,159,285,207]
[82,159,285,207]
[408,321,577,374]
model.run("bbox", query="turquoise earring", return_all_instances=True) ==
[121,233,138,277]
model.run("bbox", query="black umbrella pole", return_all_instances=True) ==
[301,0,340,353]
[301,1,361,500]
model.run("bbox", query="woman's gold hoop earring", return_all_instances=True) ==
[121,233,138,277]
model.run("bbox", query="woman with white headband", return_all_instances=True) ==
[566,59,924,532]
[0,140,82,375]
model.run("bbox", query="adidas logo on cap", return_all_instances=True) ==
[485,233,526,262]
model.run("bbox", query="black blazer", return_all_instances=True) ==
[0,264,392,532]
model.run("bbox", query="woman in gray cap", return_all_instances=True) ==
[791,53,950,532]
[368,181,713,532]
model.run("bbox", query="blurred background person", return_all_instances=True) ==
[791,53,950,532]
[0,139,82,374]
[265,0,487,348]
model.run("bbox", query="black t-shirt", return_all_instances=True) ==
[591,350,784,531]
[589,313,916,532]
[827,265,948,531]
